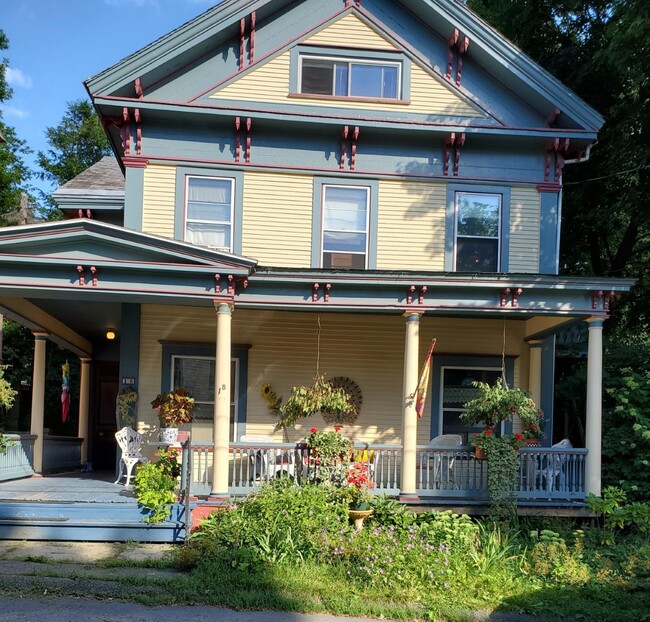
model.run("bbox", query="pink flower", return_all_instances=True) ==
[310,427,318,433]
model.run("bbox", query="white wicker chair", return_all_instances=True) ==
[114,426,148,488]
[429,434,463,487]
[543,438,573,492]
[240,435,296,481]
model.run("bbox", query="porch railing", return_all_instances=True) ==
[187,441,588,504]
[0,434,36,481]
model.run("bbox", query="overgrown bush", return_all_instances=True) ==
[134,448,181,524]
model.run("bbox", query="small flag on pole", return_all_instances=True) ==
[415,339,436,418]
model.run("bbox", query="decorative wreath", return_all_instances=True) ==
[322,377,363,425]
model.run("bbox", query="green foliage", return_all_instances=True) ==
[134,449,181,524]
[0,365,17,410]
[417,511,479,556]
[191,479,349,564]
[279,374,357,428]
[483,436,522,514]
[151,388,195,428]
[588,485,650,533]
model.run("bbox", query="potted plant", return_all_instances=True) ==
[151,388,195,443]
[278,374,357,428]
[134,447,182,524]
[304,426,353,484]
[469,428,495,460]
[345,461,375,530]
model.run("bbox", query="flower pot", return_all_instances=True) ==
[525,438,541,447]
[474,446,487,460]
[348,508,373,531]
[159,427,179,444]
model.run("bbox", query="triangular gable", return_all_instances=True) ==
[0,220,256,275]
[207,9,487,120]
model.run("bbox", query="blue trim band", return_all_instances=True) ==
[539,192,559,274]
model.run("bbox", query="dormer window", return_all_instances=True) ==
[300,55,400,99]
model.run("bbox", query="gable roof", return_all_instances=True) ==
[85,0,603,133]
[55,156,124,193]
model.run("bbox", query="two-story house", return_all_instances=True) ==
[0,0,633,510]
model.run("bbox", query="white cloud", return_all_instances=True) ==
[5,67,33,89]
[0,104,29,119]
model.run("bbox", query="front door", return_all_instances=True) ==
[91,361,119,470]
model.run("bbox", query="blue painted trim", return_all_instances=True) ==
[124,166,144,230]
[586,318,605,329]
[445,183,511,272]
[290,45,411,101]
[119,304,141,396]
[539,192,559,274]
[311,176,378,269]
[540,336,555,447]
[429,354,516,440]
[160,342,248,441]
[174,166,244,254]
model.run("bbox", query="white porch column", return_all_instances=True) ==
[78,357,91,464]
[211,303,233,498]
[30,332,48,474]
[400,311,422,500]
[527,340,543,407]
[585,317,604,496]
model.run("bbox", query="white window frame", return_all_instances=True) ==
[298,54,402,99]
[453,192,502,272]
[438,365,504,439]
[170,355,240,443]
[321,184,370,269]
[184,175,235,252]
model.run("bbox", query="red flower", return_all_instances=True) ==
[334,425,342,432]
[310,427,318,433]
[531,425,538,431]
[484,429,493,436]
[514,433,524,441]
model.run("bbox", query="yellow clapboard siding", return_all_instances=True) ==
[377,180,446,270]
[509,187,540,273]
[138,306,530,447]
[242,171,313,266]
[303,13,398,49]
[142,164,176,238]
[209,14,484,118]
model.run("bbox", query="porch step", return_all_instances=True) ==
[0,502,187,543]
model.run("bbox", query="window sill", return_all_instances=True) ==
[289,93,410,106]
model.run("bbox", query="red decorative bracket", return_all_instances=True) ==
[512,288,523,307]
[325,283,332,303]
[547,108,561,126]
[77,209,83,219]
[227,275,235,296]
[446,29,459,79]
[500,288,511,307]
[454,133,465,176]
[604,291,620,311]
[77,266,85,286]
[86,209,92,219]
[134,77,144,99]
[134,108,142,155]
[419,286,428,305]
[235,117,242,163]
[350,126,360,170]
[545,137,571,182]
[313,283,320,302]
[456,36,469,86]
[239,17,246,70]
[120,108,131,156]
[407,285,416,305]
[444,133,465,176]
[249,11,256,65]
[90,266,98,287]
[591,290,604,309]
[340,126,349,170]
[245,117,252,164]
[215,274,221,294]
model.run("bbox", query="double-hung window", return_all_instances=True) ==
[185,176,234,251]
[454,192,502,272]
[322,185,369,269]
[300,56,400,100]
[171,355,239,442]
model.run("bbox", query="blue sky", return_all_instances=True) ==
[2,0,220,195]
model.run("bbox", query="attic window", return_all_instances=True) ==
[300,55,400,99]
[184,176,234,251]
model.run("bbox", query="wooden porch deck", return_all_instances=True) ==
[0,472,186,543]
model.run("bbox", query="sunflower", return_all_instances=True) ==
[261,383,272,398]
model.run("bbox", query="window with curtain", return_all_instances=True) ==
[171,356,238,441]
[322,185,369,269]
[455,192,502,272]
[185,176,234,251]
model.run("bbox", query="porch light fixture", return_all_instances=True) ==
[105,329,116,341]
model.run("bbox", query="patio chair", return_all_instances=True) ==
[542,438,573,492]
[240,435,296,481]
[114,426,148,488]
[429,434,463,488]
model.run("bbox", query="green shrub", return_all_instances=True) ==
[191,479,349,564]
[133,448,181,523]
[527,530,590,586]
[417,511,479,555]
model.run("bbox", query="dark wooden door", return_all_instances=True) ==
[91,361,119,471]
